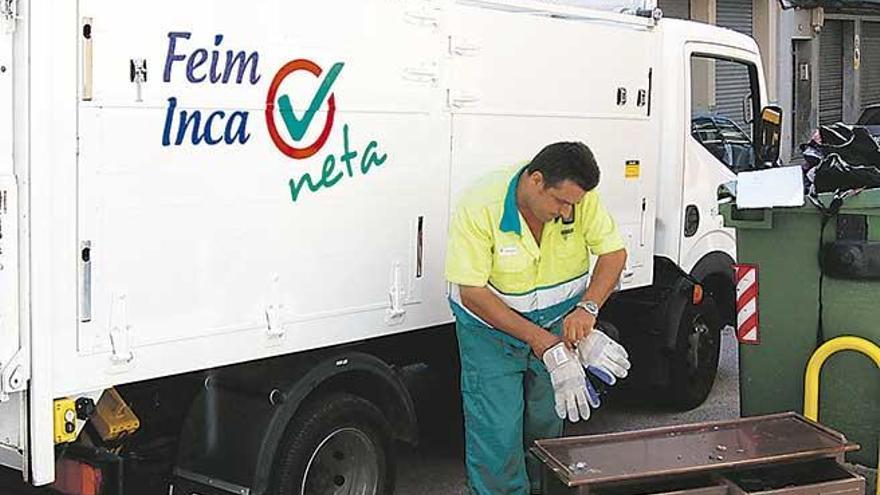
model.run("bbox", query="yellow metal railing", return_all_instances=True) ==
[803,336,880,495]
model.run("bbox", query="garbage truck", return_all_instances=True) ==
[0,0,782,493]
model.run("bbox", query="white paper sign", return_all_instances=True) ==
[736,166,804,209]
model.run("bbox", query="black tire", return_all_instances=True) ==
[666,295,724,410]
[272,393,396,495]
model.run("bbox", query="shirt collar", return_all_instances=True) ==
[499,165,528,235]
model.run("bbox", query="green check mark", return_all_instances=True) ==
[277,62,345,141]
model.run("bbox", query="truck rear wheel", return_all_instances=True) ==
[666,295,723,410]
[272,393,396,495]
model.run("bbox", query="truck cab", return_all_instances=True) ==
[622,17,772,408]
[660,18,767,276]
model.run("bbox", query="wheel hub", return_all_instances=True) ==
[301,427,380,495]
[687,317,711,373]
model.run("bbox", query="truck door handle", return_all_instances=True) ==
[82,18,94,101]
[640,198,647,247]
[684,205,700,238]
[80,241,92,322]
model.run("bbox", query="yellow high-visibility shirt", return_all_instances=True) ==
[445,164,625,343]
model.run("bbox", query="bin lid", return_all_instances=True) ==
[779,0,880,9]
[531,412,859,487]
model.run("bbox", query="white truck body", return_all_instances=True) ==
[0,0,766,486]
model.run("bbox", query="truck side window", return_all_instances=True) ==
[690,55,760,173]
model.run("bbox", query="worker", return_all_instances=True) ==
[445,141,630,494]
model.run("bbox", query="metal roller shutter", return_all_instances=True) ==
[861,22,880,111]
[716,0,752,36]
[715,0,754,136]
[658,0,690,19]
[819,20,844,125]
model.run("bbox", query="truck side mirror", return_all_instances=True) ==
[758,105,782,165]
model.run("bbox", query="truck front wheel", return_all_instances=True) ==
[667,295,723,410]
[272,393,396,495]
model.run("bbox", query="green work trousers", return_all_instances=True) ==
[456,319,563,495]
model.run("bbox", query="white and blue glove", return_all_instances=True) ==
[542,342,600,422]
[576,329,631,386]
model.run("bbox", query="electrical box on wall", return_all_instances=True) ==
[791,7,824,39]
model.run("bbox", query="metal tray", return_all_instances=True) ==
[532,412,859,488]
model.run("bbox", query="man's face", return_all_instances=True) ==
[529,173,587,223]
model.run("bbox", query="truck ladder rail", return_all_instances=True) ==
[457,0,659,27]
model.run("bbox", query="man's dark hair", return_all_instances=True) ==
[526,141,600,191]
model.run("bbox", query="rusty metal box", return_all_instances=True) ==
[533,413,864,495]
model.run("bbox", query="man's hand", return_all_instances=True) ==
[529,329,563,359]
[563,307,596,349]
[563,248,626,348]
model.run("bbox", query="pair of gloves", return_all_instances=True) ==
[542,329,630,422]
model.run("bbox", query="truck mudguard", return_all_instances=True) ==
[659,251,733,351]
[174,351,417,495]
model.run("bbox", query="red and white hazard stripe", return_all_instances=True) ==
[734,264,760,345]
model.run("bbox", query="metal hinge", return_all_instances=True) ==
[404,0,442,29]
[1,0,21,34]
[109,294,134,364]
[402,63,439,85]
[130,58,147,102]
[266,275,284,342]
[447,89,480,109]
[265,276,285,340]
[265,304,283,339]
[386,261,407,325]
[0,348,28,402]
[449,36,481,57]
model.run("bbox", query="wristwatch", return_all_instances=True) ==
[575,300,600,317]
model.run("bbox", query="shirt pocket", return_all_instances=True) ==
[552,231,590,280]
[494,247,531,272]
[491,246,537,294]
[555,231,587,260]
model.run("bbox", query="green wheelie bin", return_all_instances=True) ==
[722,190,880,473]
